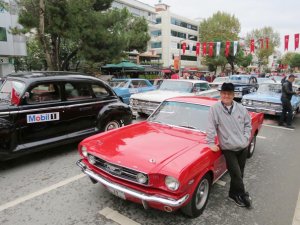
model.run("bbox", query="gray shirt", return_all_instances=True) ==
[206,100,252,151]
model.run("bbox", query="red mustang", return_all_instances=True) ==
[76,96,264,218]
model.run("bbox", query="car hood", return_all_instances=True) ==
[84,121,208,174]
[242,92,281,103]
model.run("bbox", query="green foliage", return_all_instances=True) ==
[245,27,280,66]
[281,52,297,65]
[290,53,300,69]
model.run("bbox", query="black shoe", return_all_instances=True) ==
[228,194,246,207]
[286,125,295,129]
[240,192,252,208]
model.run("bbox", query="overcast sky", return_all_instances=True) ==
[139,0,300,53]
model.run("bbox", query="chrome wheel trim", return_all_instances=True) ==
[105,121,120,131]
[249,136,256,155]
[195,179,209,210]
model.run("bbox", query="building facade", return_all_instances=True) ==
[0,0,26,76]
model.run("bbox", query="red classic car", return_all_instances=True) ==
[76,96,264,218]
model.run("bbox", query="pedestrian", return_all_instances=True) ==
[206,82,252,208]
[279,74,300,129]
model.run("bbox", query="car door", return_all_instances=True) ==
[17,81,66,145]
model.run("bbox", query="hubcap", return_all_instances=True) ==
[195,179,209,210]
[249,137,256,155]
[105,121,120,131]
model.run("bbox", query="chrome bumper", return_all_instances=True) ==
[245,106,281,115]
[76,159,189,207]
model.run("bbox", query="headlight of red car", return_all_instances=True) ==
[81,145,88,157]
[165,176,180,191]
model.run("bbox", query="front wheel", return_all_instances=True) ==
[181,174,211,218]
[247,135,256,158]
[100,119,122,132]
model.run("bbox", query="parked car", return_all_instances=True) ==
[257,77,276,84]
[76,96,264,218]
[209,76,229,89]
[242,82,300,117]
[294,78,300,91]
[130,79,220,117]
[109,78,155,104]
[0,72,132,160]
[228,75,259,100]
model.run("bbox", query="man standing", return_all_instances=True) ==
[279,74,299,129]
[206,82,252,208]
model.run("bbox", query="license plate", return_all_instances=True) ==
[108,187,126,200]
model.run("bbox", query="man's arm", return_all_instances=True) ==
[244,110,252,142]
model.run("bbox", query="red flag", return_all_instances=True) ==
[225,41,230,57]
[260,38,264,48]
[265,38,269,49]
[182,42,186,55]
[202,42,207,56]
[196,42,200,56]
[209,42,214,56]
[250,39,255,53]
[11,88,21,106]
[295,34,299,50]
[284,35,289,51]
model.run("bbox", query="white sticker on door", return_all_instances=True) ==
[27,112,60,123]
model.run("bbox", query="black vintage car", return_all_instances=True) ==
[228,74,259,100]
[0,71,132,160]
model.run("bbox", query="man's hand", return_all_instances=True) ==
[210,145,220,152]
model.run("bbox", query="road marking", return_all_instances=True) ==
[215,180,226,187]
[262,124,294,130]
[99,207,141,225]
[292,189,300,225]
[257,136,266,139]
[0,174,85,212]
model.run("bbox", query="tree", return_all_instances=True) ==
[16,0,150,71]
[290,53,300,69]
[245,27,280,69]
[281,52,297,65]
[199,11,241,73]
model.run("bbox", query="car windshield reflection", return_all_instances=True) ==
[257,83,282,93]
[148,101,210,132]
[158,80,193,92]
[109,80,128,88]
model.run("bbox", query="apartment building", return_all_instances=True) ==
[0,0,26,76]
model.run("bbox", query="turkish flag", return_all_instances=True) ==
[209,42,214,56]
[250,39,255,53]
[202,42,207,56]
[284,35,289,51]
[295,34,299,50]
[265,38,269,49]
[225,41,230,57]
[182,42,186,54]
[11,88,21,106]
[196,42,200,56]
[260,38,264,48]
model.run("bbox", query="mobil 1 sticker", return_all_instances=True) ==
[27,112,60,123]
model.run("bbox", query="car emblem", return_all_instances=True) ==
[104,163,122,175]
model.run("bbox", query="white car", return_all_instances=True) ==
[294,78,300,91]
[130,79,220,116]
[209,76,229,89]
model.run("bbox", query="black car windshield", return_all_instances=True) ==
[159,80,193,92]
[109,80,128,88]
[229,76,250,84]
[257,83,282,93]
[0,80,25,101]
[148,101,210,132]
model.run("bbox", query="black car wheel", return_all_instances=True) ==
[247,135,256,158]
[181,174,211,218]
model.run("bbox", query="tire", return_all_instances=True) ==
[100,119,122,132]
[181,174,211,218]
[247,135,256,158]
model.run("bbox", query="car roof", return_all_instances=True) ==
[165,96,218,106]
[111,78,149,81]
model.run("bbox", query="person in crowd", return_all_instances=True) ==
[170,71,179,79]
[279,74,300,129]
[206,82,252,208]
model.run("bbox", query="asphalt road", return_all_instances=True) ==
[0,114,299,225]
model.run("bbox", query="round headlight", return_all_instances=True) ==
[129,98,133,105]
[136,173,148,184]
[165,176,180,191]
[248,100,253,105]
[81,145,88,157]
[242,99,247,105]
[88,155,96,165]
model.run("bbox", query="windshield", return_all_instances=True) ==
[109,80,128,88]
[0,80,25,101]
[159,80,193,92]
[213,77,228,83]
[257,83,282,93]
[148,101,210,132]
[229,76,250,84]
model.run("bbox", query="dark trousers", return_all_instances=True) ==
[280,98,293,125]
[222,148,248,196]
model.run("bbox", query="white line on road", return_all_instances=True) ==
[292,189,300,225]
[262,124,295,130]
[0,173,85,212]
[257,136,266,139]
[99,207,141,225]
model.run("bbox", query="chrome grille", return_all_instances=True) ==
[137,100,160,109]
[252,101,282,110]
[89,154,149,185]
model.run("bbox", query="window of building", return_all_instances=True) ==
[171,30,186,39]
[180,55,197,61]
[188,34,197,41]
[151,30,161,37]
[171,18,198,31]
[156,17,161,24]
[151,42,162,48]
[0,27,7,42]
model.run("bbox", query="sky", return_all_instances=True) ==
[139,0,300,53]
